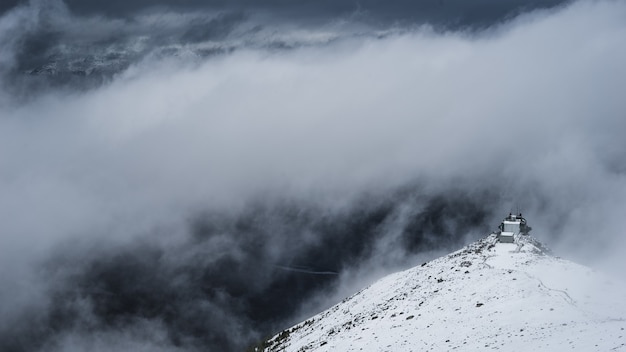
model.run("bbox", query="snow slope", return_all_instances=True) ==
[261,235,626,351]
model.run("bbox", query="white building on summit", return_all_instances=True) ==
[497,213,530,243]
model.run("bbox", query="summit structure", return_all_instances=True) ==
[496,213,531,243]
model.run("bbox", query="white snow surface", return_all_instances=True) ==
[262,235,626,351]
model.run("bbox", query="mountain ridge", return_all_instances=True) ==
[258,234,626,351]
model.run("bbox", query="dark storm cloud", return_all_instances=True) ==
[0,0,569,94]
[0,1,256,94]
[0,0,20,14]
[13,0,569,26]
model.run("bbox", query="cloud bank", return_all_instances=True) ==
[1,0,626,351]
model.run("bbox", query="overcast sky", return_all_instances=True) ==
[1,0,625,351]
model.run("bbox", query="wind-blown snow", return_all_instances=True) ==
[262,235,626,351]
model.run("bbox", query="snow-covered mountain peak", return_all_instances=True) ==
[259,234,626,351]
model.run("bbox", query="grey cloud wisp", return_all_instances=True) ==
[1,0,626,351]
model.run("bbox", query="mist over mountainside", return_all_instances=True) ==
[1,189,495,352]
[1,0,626,351]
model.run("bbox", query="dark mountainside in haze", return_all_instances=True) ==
[1,0,626,351]
[1,190,494,351]
[2,0,565,94]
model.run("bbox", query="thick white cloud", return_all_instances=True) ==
[2,0,626,259]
